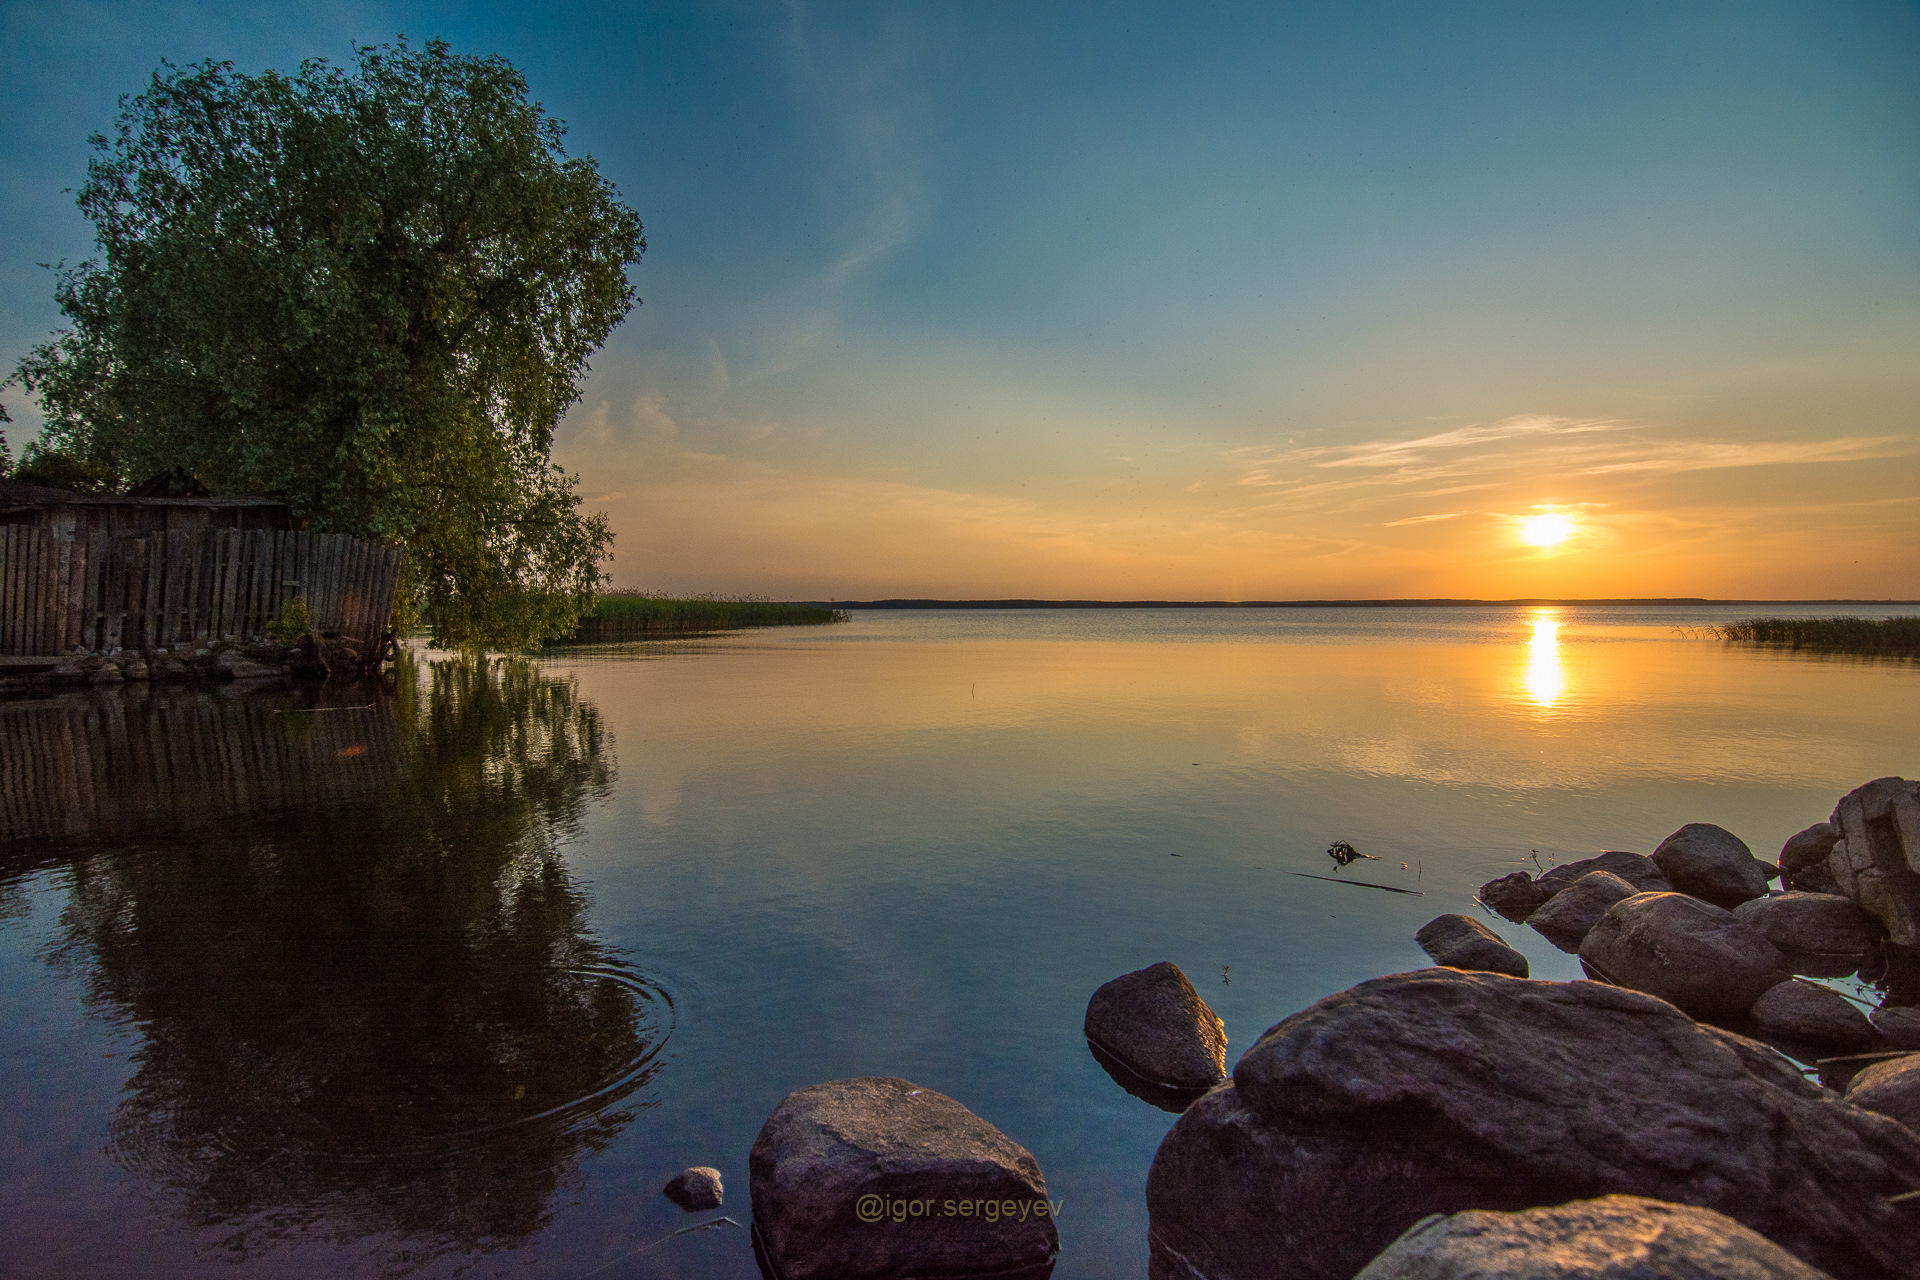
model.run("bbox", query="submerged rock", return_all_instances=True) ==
[1579,891,1789,1019]
[750,1076,1057,1280]
[1416,914,1529,978]
[663,1165,724,1211]
[1083,962,1227,1094]
[1353,1195,1834,1280]
[1145,970,1920,1280]
[1750,979,1878,1049]
[1827,778,1920,948]
[1526,871,1638,953]
[1847,1055,1920,1135]
[1652,823,1772,908]
[1479,872,1550,923]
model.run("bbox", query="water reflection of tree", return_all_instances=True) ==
[54,655,662,1270]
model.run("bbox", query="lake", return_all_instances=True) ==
[3,604,1918,1278]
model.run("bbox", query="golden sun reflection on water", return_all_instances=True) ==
[1525,612,1565,707]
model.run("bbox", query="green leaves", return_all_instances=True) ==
[9,37,642,649]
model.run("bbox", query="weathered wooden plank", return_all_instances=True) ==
[64,533,86,652]
[143,532,163,649]
[255,530,273,637]
[23,528,41,656]
[1,525,17,655]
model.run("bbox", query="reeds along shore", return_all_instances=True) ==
[1716,616,1920,658]
[558,594,845,642]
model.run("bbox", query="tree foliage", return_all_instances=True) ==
[8,38,644,649]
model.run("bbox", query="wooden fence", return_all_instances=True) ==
[0,527,403,657]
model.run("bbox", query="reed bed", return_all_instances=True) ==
[559,592,844,642]
[1715,616,1920,658]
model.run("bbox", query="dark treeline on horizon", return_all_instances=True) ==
[813,598,1920,610]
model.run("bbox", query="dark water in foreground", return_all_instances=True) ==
[3,605,1918,1278]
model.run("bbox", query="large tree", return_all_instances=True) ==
[9,39,644,649]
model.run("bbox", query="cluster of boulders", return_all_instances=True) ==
[0,635,380,697]
[737,777,1920,1279]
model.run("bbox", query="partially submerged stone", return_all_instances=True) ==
[1526,871,1638,953]
[1354,1195,1833,1279]
[1847,1055,1920,1135]
[1827,778,1920,948]
[1579,891,1789,1019]
[1733,892,1883,968]
[1145,970,1920,1280]
[1537,851,1672,897]
[1480,872,1550,923]
[749,1077,1057,1280]
[1083,961,1226,1093]
[1416,913,1529,978]
[1750,979,1877,1049]
[663,1165,723,1211]
[1652,823,1772,909]
[1781,822,1843,876]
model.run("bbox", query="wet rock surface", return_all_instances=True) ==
[1846,1055,1920,1135]
[663,1165,724,1211]
[1352,1194,1835,1280]
[1416,914,1529,978]
[750,1076,1057,1280]
[1146,970,1920,1280]
[1526,871,1639,952]
[1749,979,1877,1049]
[1652,823,1773,909]
[1084,962,1227,1093]
[1578,892,1789,1018]
[1479,872,1550,923]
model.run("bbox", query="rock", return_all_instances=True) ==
[48,661,88,685]
[1827,779,1920,948]
[1873,1007,1920,1050]
[1750,979,1878,1049]
[1788,859,1841,896]
[1526,871,1639,953]
[228,659,277,681]
[1783,822,1844,875]
[1146,970,1920,1280]
[750,1076,1057,1280]
[1537,851,1672,896]
[122,659,150,681]
[89,664,125,685]
[1416,914,1529,978]
[1733,893,1884,964]
[663,1165,723,1211]
[1353,1194,1834,1280]
[1847,1055,1920,1134]
[1652,823,1772,909]
[1479,872,1550,923]
[212,648,243,674]
[1084,962,1227,1093]
[1579,892,1789,1019]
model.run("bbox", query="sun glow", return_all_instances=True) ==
[1519,513,1574,547]
[1524,612,1564,707]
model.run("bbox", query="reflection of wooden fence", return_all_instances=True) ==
[0,691,403,844]
[0,528,403,656]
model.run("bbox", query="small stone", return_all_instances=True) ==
[663,1165,723,1211]
[90,665,125,685]
[1354,1195,1832,1280]
[1084,961,1227,1093]
[1781,822,1844,875]
[1479,872,1549,923]
[228,659,277,681]
[1415,914,1529,978]
[1579,892,1789,1018]
[122,660,150,681]
[1750,979,1877,1049]
[1526,871,1638,952]
[1652,823,1772,909]
[1847,1055,1920,1134]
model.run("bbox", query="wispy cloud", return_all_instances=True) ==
[1384,512,1464,526]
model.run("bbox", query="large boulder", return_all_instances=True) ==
[1145,970,1920,1280]
[1537,851,1672,897]
[1579,892,1789,1019]
[1353,1194,1834,1279]
[1749,979,1878,1049]
[1652,823,1772,909]
[1781,823,1843,876]
[749,1077,1058,1280]
[1826,778,1920,948]
[1416,914,1529,978]
[1732,893,1884,966]
[1480,872,1550,923]
[1526,872,1639,953]
[1084,962,1227,1095]
[1847,1055,1920,1135]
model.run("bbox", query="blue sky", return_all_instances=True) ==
[4,2,1917,597]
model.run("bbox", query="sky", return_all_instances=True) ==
[3,1,1917,600]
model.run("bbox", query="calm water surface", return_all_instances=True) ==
[3,605,1918,1278]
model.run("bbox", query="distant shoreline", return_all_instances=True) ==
[813,598,1920,610]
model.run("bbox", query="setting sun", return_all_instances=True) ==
[1519,514,1575,547]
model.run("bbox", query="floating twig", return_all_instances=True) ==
[1292,872,1424,896]
[578,1216,742,1277]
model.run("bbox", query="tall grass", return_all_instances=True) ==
[1715,616,1920,658]
[558,592,844,642]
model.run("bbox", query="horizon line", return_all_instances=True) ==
[803,597,1920,609]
